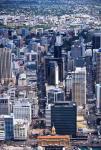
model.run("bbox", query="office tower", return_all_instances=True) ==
[47,88,65,104]
[62,51,68,72]
[96,50,101,84]
[54,34,63,58]
[66,74,73,100]
[0,95,11,115]
[92,32,101,49]
[13,99,31,123]
[96,84,101,114]
[45,57,64,83]
[54,46,62,58]
[72,67,86,106]
[0,47,12,83]
[85,56,94,99]
[71,40,85,60]
[46,102,77,137]
[0,115,13,140]
[47,61,59,85]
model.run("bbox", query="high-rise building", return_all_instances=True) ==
[96,84,101,114]
[45,57,64,83]
[72,67,86,106]
[85,56,94,99]
[54,46,62,58]
[46,102,77,137]
[0,95,11,115]
[96,50,101,84]
[71,40,85,60]
[0,47,12,83]
[47,61,59,85]
[47,88,65,104]
[66,74,73,100]
[0,115,13,141]
[55,34,63,47]
[13,99,31,123]
[92,32,101,49]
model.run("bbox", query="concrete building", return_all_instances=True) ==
[72,67,86,106]
[13,99,31,123]
[14,120,28,140]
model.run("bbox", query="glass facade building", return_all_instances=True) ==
[51,102,77,137]
[5,117,14,140]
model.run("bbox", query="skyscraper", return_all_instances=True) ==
[54,46,62,58]
[72,67,86,106]
[0,46,12,83]
[92,32,101,49]
[45,57,64,83]
[96,84,101,114]
[96,50,101,84]
[85,56,94,99]
[46,101,77,137]
[47,61,59,85]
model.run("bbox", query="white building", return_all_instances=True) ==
[66,74,73,94]
[72,67,86,106]
[14,120,28,140]
[96,84,101,114]
[13,99,31,123]
[45,104,52,127]
[55,35,63,46]
[18,73,27,86]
